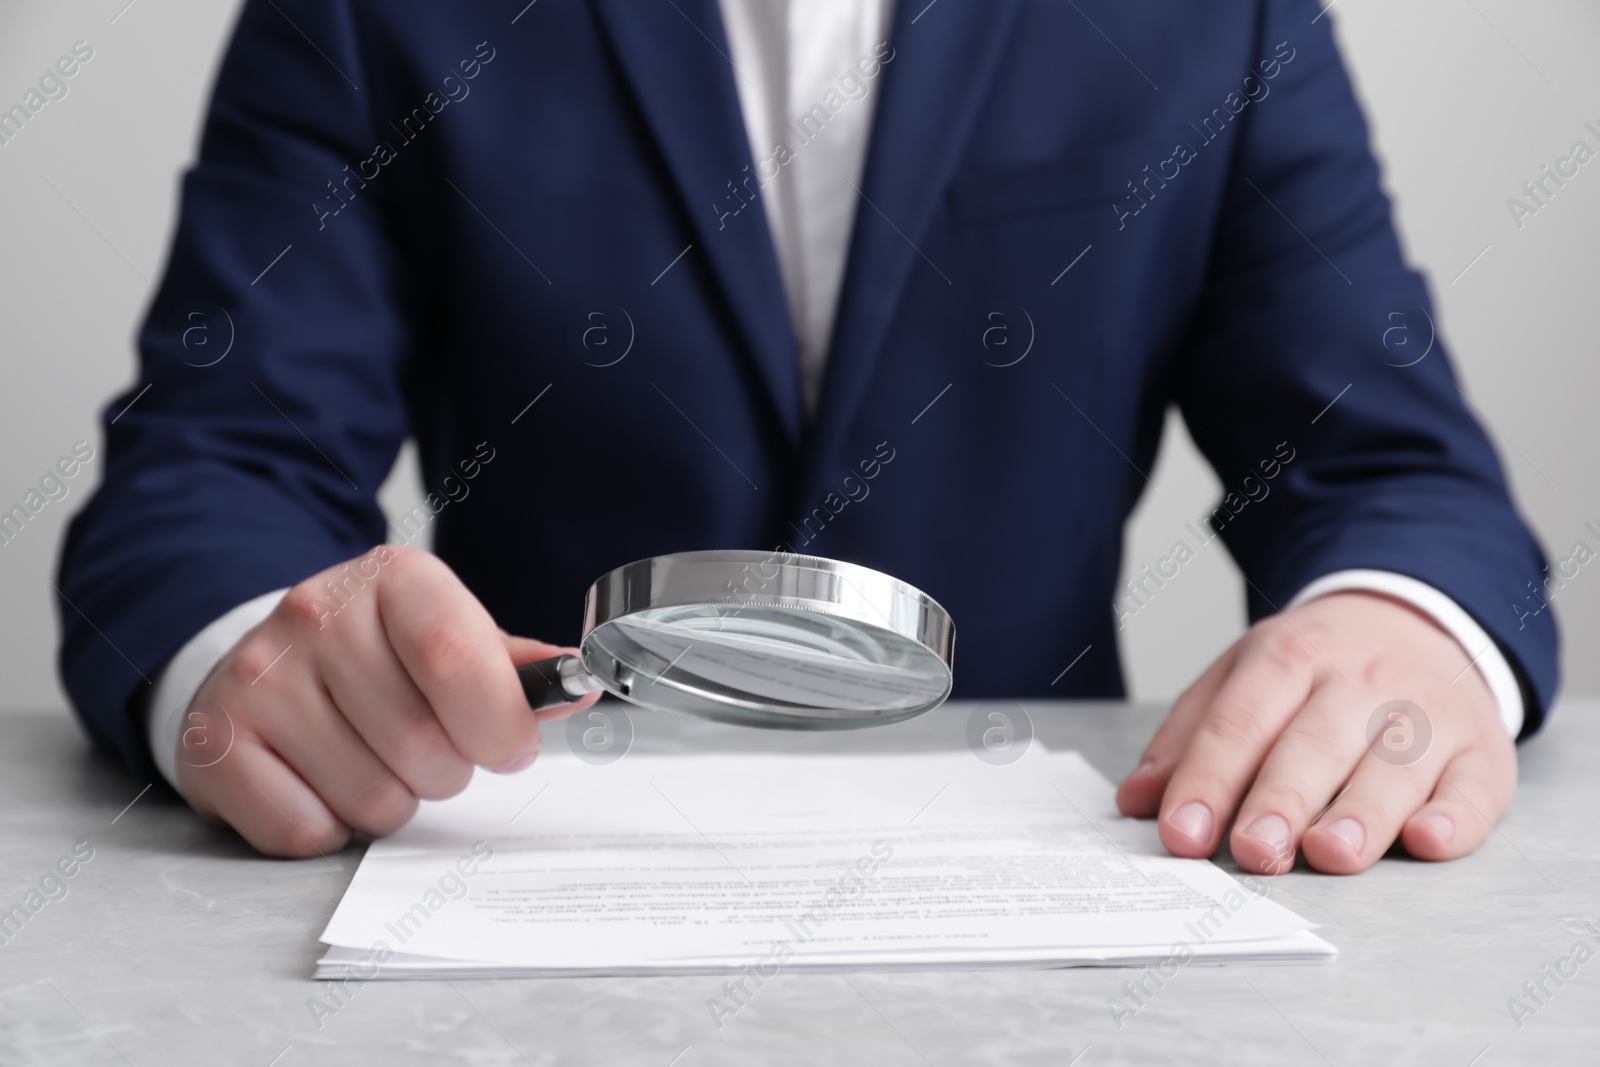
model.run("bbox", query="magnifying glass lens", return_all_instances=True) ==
[587,605,948,725]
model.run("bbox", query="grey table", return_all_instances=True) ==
[1,699,1596,1066]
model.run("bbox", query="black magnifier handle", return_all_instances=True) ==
[518,654,605,711]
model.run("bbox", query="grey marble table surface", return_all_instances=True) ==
[0,698,1595,1066]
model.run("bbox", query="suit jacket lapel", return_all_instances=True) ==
[805,0,1022,496]
[590,0,803,444]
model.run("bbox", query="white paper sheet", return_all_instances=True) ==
[317,745,1333,977]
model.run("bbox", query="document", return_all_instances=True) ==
[317,744,1334,978]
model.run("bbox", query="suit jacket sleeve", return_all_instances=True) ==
[1173,0,1558,733]
[56,0,412,778]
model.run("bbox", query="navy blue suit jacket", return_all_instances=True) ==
[58,0,1558,779]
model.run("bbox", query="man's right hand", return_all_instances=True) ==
[175,545,596,857]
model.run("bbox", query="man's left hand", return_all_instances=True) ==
[1116,591,1517,875]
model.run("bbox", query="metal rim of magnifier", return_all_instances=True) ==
[576,549,956,729]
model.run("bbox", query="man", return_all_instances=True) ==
[58,0,1556,874]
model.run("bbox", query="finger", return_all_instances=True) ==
[179,737,350,858]
[1118,641,1240,816]
[378,548,543,768]
[1228,683,1377,875]
[251,661,419,838]
[1399,746,1516,863]
[316,597,475,800]
[502,634,602,726]
[1300,722,1456,875]
[1157,626,1317,857]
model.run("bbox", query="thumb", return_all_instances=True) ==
[502,633,601,723]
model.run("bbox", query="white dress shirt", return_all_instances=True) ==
[144,1,1522,788]
[717,0,894,412]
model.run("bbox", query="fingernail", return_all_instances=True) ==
[1419,813,1455,843]
[1134,759,1156,775]
[1168,801,1214,844]
[1244,813,1291,852]
[492,749,539,774]
[1323,817,1365,854]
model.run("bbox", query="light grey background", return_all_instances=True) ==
[1,0,1595,714]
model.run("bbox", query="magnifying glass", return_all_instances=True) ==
[517,550,954,730]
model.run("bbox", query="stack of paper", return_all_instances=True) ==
[316,745,1334,978]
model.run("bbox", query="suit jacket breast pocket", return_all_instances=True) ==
[947,150,1135,226]
[941,149,1143,309]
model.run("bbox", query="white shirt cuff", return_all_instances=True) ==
[1286,569,1524,740]
[145,588,290,789]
